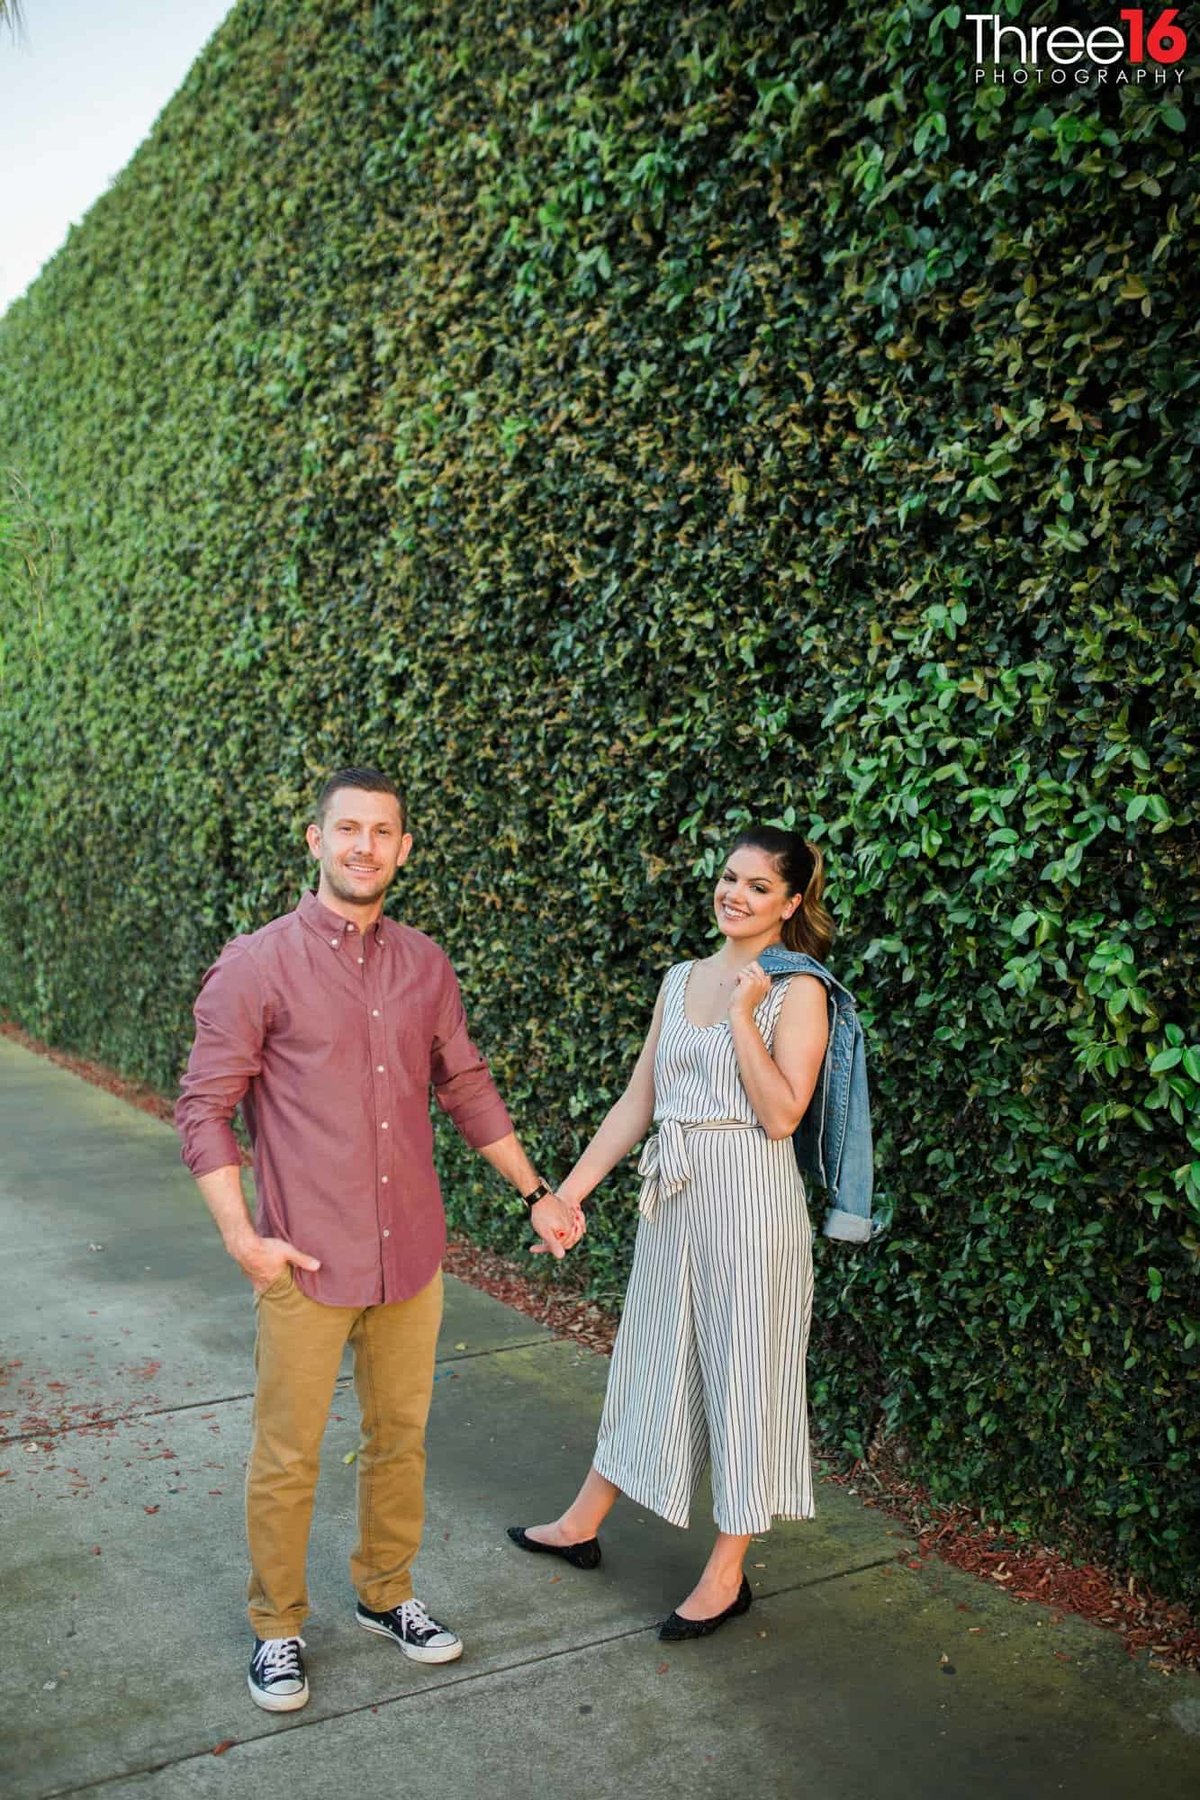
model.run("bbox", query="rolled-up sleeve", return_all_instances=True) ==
[430,961,512,1150]
[175,941,266,1177]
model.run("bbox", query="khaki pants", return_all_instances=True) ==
[246,1264,444,1638]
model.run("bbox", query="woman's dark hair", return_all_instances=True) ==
[727,826,835,961]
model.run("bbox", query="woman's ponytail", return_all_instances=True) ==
[781,839,835,961]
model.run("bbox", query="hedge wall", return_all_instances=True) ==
[1,0,1197,1598]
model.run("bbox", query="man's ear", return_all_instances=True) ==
[305,822,322,860]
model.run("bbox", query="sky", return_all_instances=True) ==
[0,0,236,318]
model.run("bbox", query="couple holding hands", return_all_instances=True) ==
[177,766,870,1712]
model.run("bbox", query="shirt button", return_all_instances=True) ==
[330,938,339,947]
[372,1008,380,1017]
[382,1228,390,1238]
[381,1175,389,1184]
[376,1065,385,1074]
[381,1121,389,1130]
[358,957,365,965]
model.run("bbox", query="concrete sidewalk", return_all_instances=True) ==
[1,1034,1198,1800]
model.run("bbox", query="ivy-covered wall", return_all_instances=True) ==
[1,0,1197,1598]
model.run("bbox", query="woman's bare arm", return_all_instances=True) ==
[556,984,667,1208]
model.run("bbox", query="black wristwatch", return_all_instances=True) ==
[522,1181,552,1210]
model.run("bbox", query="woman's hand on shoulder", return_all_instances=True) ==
[727,959,770,1018]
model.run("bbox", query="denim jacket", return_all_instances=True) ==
[757,947,880,1243]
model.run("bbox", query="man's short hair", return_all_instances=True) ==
[314,768,407,831]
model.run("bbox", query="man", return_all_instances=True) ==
[176,767,581,1712]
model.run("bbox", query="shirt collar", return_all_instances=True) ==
[298,887,387,949]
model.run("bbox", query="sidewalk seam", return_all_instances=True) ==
[0,1338,556,1448]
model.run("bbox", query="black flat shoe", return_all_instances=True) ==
[507,1525,602,1570]
[658,1574,753,1641]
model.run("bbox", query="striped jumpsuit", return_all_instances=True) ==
[593,961,816,1535]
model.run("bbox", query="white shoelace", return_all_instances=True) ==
[258,1636,306,1680]
[395,1600,437,1638]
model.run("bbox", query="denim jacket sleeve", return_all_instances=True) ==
[757,948,881,1243]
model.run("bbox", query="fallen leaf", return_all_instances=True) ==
[144,1505,160,1515]
[211,1740,236,1756]
[656,1662,669,1674]
[343,1450,357,1464]
[453,1342,468,1351]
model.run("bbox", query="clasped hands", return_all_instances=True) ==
[528,1188,586,1260]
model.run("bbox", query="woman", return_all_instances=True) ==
[510,825,833,1639]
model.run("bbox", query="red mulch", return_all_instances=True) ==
[4,1014,1197,1672]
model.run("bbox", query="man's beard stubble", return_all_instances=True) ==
[323,862,394,906]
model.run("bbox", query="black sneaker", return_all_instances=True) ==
[247,1635,309,1711]
[356,1597,463,1664]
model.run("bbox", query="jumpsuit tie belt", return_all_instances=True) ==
[637,1118,762,1222]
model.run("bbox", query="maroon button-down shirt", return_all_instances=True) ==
[175,889,512,1306]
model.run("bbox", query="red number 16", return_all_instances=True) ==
[1120,8,1188,62]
